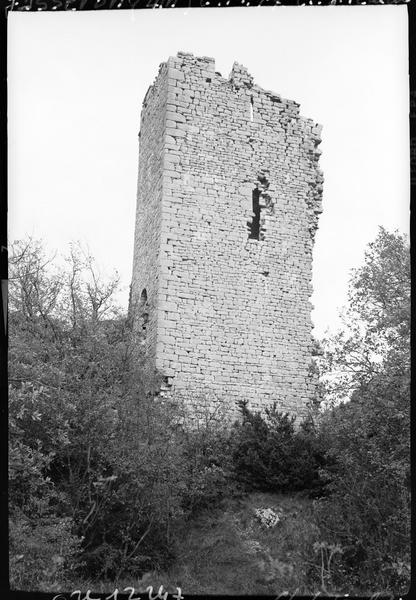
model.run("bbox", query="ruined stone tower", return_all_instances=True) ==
[130,52,323,422]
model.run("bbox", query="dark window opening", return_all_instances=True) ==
[250,96,254,122]
[139,289,149,336]
[206,77,212,83]
[248,189,261,240]
[142,311,149,332]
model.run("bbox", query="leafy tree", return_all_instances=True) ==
[321,226,410,403]
[313,228,410,594]
[9,238,126,587]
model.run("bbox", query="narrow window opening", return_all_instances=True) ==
[250,96,254,122]
[142,311,149,332]
[248,188,261,240]
[139,289,149,336]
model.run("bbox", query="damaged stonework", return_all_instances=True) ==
[247,172,274,241]
[130,52,324,423]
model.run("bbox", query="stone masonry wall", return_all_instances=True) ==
[131,52,323,423]
[130,61,169,363]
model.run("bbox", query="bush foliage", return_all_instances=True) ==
[231,400,327,495]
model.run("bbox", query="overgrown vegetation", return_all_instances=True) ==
[311,227,411,594]
[8,227,410,595]
[8,239,237,589]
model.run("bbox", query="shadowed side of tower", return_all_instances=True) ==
[130,52,323,423]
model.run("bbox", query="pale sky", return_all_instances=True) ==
[8,6,409,338]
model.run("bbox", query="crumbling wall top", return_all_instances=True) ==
[166,52,306,115]
[229,61,254,88]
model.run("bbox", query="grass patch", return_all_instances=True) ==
[74,492,321,595]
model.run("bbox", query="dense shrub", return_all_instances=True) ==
[180,419,238,513]
[231,400,327,494]
[9,511,81,591]
[60,390,240,579]
[9,377,82,590]
[311,369,410,594]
